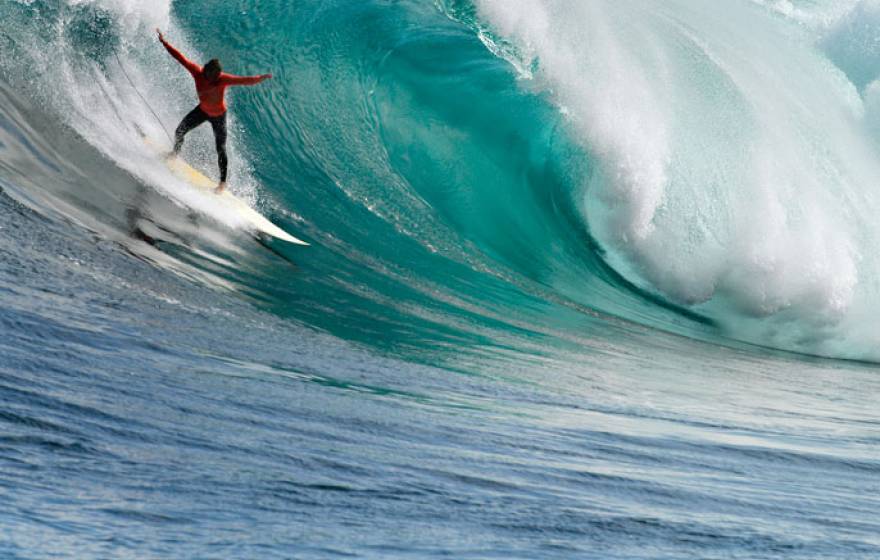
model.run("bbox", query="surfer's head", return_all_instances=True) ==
[203,59,222,82]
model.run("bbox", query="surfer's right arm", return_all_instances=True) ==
[156,29,200,76]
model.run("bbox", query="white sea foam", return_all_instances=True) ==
[4,0,259,229]
[477,0,880,357]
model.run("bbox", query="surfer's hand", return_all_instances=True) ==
[156,28,165,42]
[261,74,273,81]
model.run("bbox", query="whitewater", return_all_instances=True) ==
[1,0,879,558]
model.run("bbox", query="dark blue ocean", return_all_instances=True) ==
[2,0,880,558]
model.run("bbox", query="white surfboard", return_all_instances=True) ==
[146,138,309,245]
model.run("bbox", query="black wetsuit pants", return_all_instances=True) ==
[173,106,228,182]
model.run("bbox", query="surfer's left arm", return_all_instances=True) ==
[220,73,273,86]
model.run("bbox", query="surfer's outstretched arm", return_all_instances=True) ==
[156,29,200,76]
[220,73,273,86]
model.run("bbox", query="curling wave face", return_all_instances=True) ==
[4,0,880,362]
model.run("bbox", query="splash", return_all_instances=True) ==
[1,0,260,224]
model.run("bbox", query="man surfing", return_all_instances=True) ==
[157,29,272,193]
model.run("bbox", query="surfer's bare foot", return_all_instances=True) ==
[215,181,227,194]
[164,151,177,161]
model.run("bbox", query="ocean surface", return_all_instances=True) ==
[1,0,880,558]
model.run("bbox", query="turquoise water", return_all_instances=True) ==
[1,1,879,558]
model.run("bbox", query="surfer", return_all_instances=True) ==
[157,29,272,193]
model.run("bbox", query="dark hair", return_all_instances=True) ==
[203,59,222,82]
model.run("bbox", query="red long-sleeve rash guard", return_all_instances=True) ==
[160,38,263,117]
